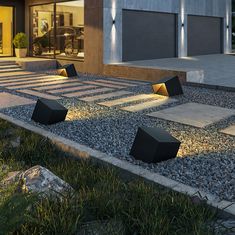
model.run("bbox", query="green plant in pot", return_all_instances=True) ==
[13,33,28,58]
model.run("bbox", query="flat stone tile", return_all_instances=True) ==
[16,89,60,100]
[83,81,126,89]
[48,85,97,94]
[108,77,149,85]
[0,92,35,108]
[0,73,46,81]
[0,76,57,85]
[0,65,20,69]
[121,98,177,112]
[79,90,133,102]
[1,76,65,87]
[63,88,114,98]
[34,82,82,91]
[7,79,74,90]
[0,68,22,73]
[220,125,235,136]
[94,79,137,87]
[147,103,235,128]
[0,71,34,78]
[98,94,157,107]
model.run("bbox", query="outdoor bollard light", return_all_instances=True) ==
[152,76,183,97]
[130,126,181,164]
[32,98,68,125]
[58,64,77,78]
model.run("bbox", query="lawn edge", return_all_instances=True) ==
[0,112,234,219]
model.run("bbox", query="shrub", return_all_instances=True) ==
[13,33,28,49]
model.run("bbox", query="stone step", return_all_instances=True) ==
[16,89,60,100]
[63,87,114,98]
[98,94,158,107]
[94,79,137,87]
[7,79,75,90]
[83,81,126,89]
[34,82,82,91]
[121,98,177,112]
[79,90,133,102]
[1,76,66,87]
[48,85,97,94]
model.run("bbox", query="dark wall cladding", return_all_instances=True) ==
[122,10,177,62]
[0,0,25,33]
[187,15,223,56]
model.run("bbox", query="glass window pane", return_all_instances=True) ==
[30,4,55,58]
[56,1,84,59]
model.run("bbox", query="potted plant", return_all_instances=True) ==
[13,32,28,58]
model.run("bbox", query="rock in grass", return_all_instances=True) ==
[1,171,23,187]
[20,165,73,197]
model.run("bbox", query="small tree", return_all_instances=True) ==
[13,33,28,49]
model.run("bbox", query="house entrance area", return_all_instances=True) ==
[0,6,13,57]
[30,0,84,60]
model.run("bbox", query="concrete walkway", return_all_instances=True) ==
[118,54,235,89]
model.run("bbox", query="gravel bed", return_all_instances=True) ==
[0,75,234,202]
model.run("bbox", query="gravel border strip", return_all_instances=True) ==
[0,112,234,219]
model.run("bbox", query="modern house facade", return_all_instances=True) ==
[0,0,232,79]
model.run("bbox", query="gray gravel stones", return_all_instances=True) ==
[0,75,234,202]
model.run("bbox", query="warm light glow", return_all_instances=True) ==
[152,83,169,97]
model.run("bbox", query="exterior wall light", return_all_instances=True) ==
[181,23,184,27]
[227,25,229,29]
[112,20,116,25]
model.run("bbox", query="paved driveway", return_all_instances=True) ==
[119,54,235,89]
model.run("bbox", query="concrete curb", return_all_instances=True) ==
[0,112,234,219]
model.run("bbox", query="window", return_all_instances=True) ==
[30,0,84,60]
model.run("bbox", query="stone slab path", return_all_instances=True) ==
[147,103,235,128]
[0,92,35,108]
[48,85,97,94]
[17,89,60,100]
[220,125,235,136]
[121,98,177,112]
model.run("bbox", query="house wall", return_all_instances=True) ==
[103,0,232,64]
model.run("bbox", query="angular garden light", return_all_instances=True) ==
[58,64,77,78]
[32,98,68,125]
[152,76,183,97]
[130,126,181,163]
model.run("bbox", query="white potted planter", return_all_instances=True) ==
[13,32,28,58]
[15,48,27,58]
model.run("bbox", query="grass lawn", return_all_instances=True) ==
[0,119,220,234]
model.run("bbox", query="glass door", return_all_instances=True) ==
[0,6,13,56]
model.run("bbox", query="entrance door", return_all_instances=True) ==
[0,6,13,56]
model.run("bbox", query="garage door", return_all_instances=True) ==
[188,15,223,56]
[122,10,177,62]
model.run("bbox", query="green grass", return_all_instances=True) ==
[0,119,218,234]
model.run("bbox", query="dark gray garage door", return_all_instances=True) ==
[122,10,177,62]
[188,15,223,56]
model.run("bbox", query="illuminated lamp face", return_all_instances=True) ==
[58,68,68,77]
[152,76,183,97]
[152,83,169,96]
[57,64,77,78]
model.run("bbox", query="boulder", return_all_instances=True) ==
[20,165,73,197]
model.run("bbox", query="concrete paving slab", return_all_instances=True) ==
[83,81,126,89]
[0,71,34,78]
[48,85,97,94]
[34,82,82,91]
[98,94,158,107]
[79,90,133,102]
[94,79,137,87]
[7,79,75,90]
[0,92,35,108]
[147,103,235,128]
[63,88,114,98]
[1,76,65,87]
[220,125,235,136]
[16,89,60,100]
[121,98,177,112]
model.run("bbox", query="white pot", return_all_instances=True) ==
[15,48,27,58]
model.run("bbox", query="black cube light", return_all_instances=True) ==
[58,64,77,78]
[152,76,183,97]
[130,126,181,163]
[32,98,68,125]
